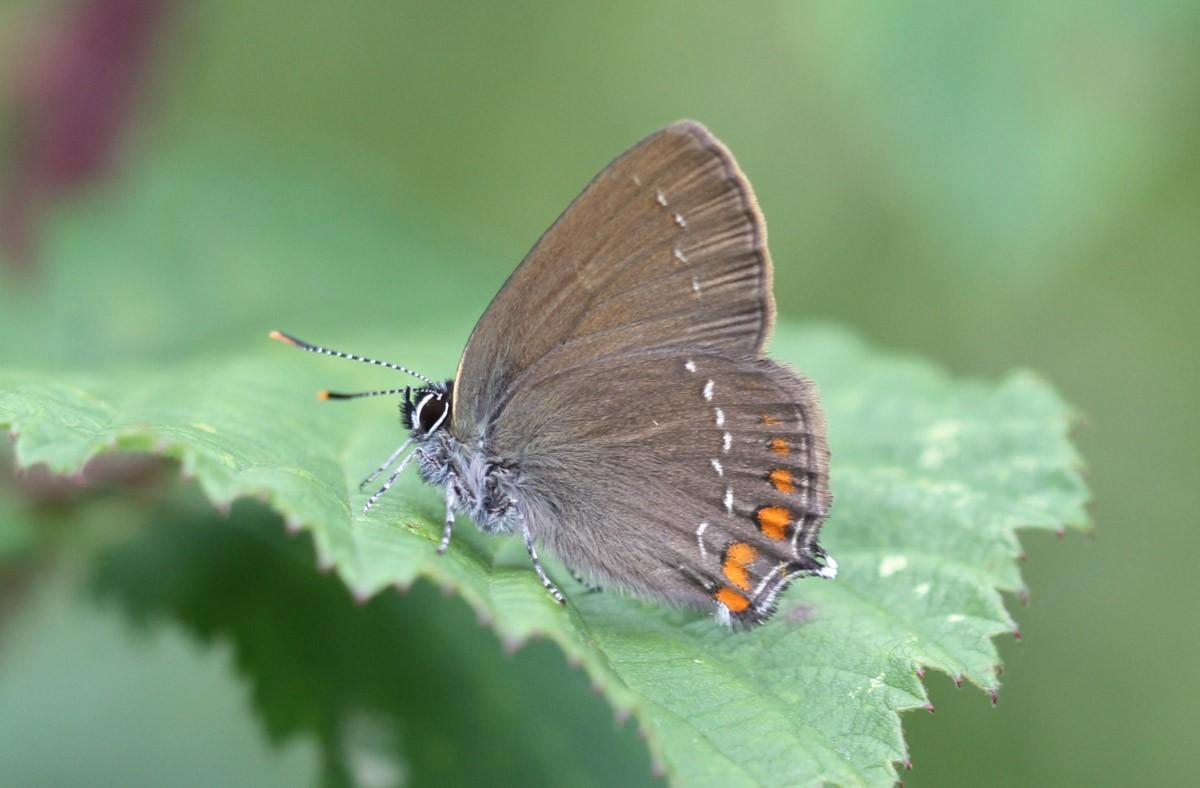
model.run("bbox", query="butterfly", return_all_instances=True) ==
[271,120,834,627]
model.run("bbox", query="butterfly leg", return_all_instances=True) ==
[437,478,457,555]
[519,517,565,605]
[358,439,412,491]
[362,449,418,514]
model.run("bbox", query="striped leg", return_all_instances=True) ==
[358,439,412,491]
[520,516,565,605]
[437,479,457,555]
[362,449,418,514]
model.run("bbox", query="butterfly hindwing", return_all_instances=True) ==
[490,347,832,625]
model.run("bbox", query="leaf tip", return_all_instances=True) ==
[990,689,1000,706]
[1012,627,1022,641]
[925,703,936,714]
[953,674,963,688]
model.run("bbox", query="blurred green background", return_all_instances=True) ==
[1,1,1196,785]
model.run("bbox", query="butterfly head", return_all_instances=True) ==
[401,381,454,435]
[267,329,451,435]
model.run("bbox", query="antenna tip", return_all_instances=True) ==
[268,330,296,345]
[316,390,330,401]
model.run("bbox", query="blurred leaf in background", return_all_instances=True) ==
[1,0,1197,786]
[0,485,655,786]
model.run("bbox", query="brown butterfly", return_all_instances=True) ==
[272,120,834,626]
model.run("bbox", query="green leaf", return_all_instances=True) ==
[0,322,1088,786]
[0,147,1089,785]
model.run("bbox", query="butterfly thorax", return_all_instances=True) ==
[413,422,523,535]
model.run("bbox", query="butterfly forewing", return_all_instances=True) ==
[453,121,774,438]
[490,347,831,625]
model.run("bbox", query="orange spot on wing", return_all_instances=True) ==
[726,542,757,565]
[722,542,759,590]
[760,414,780,426]
[756,506,791,540]
[770,437,790,456]
[716,586,750,613]
[770,468,797,494]
[723,563,750,591]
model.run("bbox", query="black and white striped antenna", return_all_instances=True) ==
[268,330,436,388]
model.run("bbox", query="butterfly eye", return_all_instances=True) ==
[411,392,449,434]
